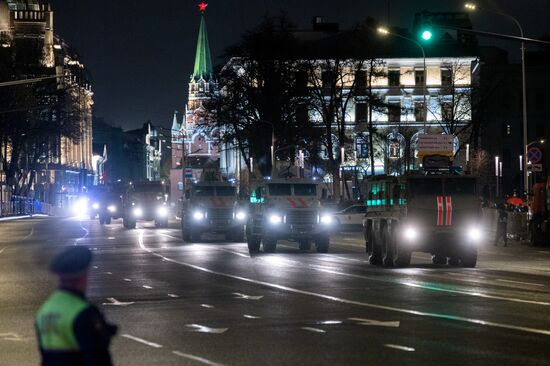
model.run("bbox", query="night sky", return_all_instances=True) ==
[47,0,550,130]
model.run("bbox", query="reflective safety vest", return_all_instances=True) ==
[36,290,90,351]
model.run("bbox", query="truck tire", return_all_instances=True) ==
[98,216,105,225]
[299,239,311,251]
[366,221,382,265]
[123,218,136,229]
[182,227,191,242]
[105,217,111,225]
[460,247,478,268]
[247,235,261,253]
[315,236,329,253]
[263,237,277,253]
[381,228,394,268]
[389,226,411,267]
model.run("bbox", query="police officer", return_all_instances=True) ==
[494,204,508,247]
[36,246,117,366]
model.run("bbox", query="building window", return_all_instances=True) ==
[441,68,452,87]
[441,102,453,121]
[415,70,425,87]
[388,70,400,87]
[295,71,308,96]
[388,103,401,122]
[355,71,366,94]
[296,104,308,125]
[322,71,333,95]
[355,103,367,123]
[356,134,368,158]
[414,102,425,122]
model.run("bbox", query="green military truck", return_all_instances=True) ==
[362,173,482,267]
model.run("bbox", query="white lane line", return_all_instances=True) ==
[168,294,180,298]
[172,351,227,366]
[497,279,545,287]
[185,324,228,334]
[142,285,153,289]
[23,227,34,240]
[0,247,5,254]
[121,334,163,348]
[301,327,326,333]
[137,230,550,337]
[232,292,263,300]
[349,317,400,327]
[105,272,113,275]
[243,314,261,319]
[108,237,116,240]
[102,297,135,306]
[311,266,550,307]
[93,266,99,269]
[74,221,90,245]
[218,248,250,258]
[201,304,215,309]
[445,272,486,279]
[384,344,415,352]
[123,278,132,282]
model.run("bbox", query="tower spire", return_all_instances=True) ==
[192,3,213,80]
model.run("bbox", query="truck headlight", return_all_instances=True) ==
[403,226,418,241]
[269,214,282,224]
[157,206,168,217]
[107,205,116,213]
[235,211,246,221]
[320,214,333,225]
[467,226,483,242]
[193,211,205,220]
[72,198,89,216]
[92,202,100,210]
[133,207,143,218]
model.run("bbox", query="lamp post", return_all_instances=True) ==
[465,2,528,195]
[378,27,428,132]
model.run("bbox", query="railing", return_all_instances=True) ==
[0,195,52,217]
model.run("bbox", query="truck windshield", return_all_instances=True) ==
[409,179,443,196]
[194,186,215,196]
[293,184,316,196]
[268,184,291,196]
[216,187,236,196]
[445,179,476,195]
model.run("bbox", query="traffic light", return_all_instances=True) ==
[420,29,433,41]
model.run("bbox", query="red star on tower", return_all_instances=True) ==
[198,2,208,12]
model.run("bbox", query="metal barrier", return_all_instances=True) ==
[507,211,528,241]
[0,196,53,217]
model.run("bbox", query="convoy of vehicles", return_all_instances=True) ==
[122,181,169,229]
[332,205,367,227]
[362,173,481,268]
[180,181,246,242]
[246,178,332,253]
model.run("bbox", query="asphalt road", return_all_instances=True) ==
[1,216,550,365]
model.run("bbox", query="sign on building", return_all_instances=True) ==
[417,134,454,159]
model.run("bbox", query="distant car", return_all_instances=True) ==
[333,205,367,227]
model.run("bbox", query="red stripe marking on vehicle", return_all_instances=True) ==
[446,196,453,226]
[287,197,298,208]
[210,197,222,207]
[437,196,443,226]
[297,197,309,208]
[216,197,226,207]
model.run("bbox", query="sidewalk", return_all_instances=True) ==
[0,214,49,222]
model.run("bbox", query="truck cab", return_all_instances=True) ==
[180,182,246,242]
[246,178,332,253]
[122,181,169,229]
[363,173,481,267]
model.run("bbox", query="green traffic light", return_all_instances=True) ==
[421,30,433,41]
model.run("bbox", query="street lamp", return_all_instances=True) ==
[465,2,528,194]
[377,27,428,132]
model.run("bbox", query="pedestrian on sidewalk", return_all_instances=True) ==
[494,204,508,247]
[35,246,117,366]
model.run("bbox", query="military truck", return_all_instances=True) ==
[362,172,481,267]
[246,178,332,253]
[122,181,169,229]
[180,182,246,242]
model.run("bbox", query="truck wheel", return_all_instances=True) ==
[98,216,105,225]
[263,237,277,253]
[247,235,261,253]
[366,221,382,265]
[105,217,111,225]
[431,254,447,265]
[381,227,394,267]
[448,257,460,266]
[315,236,329,253]
[390,228,411,267]
[460,247,478,268]
[182,227,191,242]
[123,218,136,229]
[299,239,311,251]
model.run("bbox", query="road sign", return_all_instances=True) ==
[417,134,454,159]
[529,163,543,172]
[528,147,543,163]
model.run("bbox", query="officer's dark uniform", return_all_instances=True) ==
[494,206,508,246]
[35,247,117,366]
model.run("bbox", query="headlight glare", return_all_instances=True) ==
[320,214,333,225]
[133,207,143,217]
[269,214,282,224]
[403,226,418,241]
[107,205,116,213]
[236,211,246,221]
[193,211,204,220]
[467,226,483,242]
[157,206,168,216]
[92,203,100,210]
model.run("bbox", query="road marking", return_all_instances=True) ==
[0,247,5,254]
[143,285,153,289]
[168,294,180,298]
[496,279,544,287]
[108,237,116,240]
[349,317,400,327]
[218,248,250,258]
[318,320,343,325]
[122,334,162,348]
[74,221,89,245]
[301,327,326,333]
[185,324,228,334]
[105,272,113,275]
[201,304,215,308]
[124,278,132,282]
[172,351,227,366]
[233,292,263,300]
[138,230,550,337]
[0,332,31,342]
[23,227,34,240]
[385,344,415,352]
[445,272,486,279]
[243,314,261,319]
[102,297,135,306]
